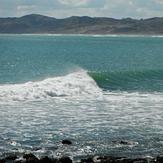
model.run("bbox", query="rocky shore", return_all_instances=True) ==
[0,140,162,163]
[0,153,163,163]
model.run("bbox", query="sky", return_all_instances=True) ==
[0,0,163,19]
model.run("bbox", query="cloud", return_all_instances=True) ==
[58,0,91,7]
[17,5,36,11]
[0,0,163,18]
[100,0,163,18]
[155,0,163,4]
[16,5,37,16]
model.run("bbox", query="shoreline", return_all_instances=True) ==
[0,139,160,162]
[0,153,161,163]
[0,33,163,38]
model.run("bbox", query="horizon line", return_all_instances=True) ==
[1,13,163,20]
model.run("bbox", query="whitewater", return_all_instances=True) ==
[0,70,102,102]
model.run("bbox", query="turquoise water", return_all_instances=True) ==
[1,35,163,91]
[0,35,163,160]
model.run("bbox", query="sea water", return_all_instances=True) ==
[0,34,163,160]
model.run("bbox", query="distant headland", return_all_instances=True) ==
[0,14,163,34]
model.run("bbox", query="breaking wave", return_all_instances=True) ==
[0,70,102,102]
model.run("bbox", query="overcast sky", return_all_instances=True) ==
[0,0,163,18]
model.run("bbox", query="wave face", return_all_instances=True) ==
[0,70,102,102]
[90,69,163,92]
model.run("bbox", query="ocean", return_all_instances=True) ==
[0,34,163,160]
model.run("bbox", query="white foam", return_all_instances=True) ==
[0,70,102,102]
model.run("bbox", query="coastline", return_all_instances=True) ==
[0,33,163,38]
[0,140,161,163]
[0,152,161,163]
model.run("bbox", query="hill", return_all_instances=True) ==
[0,14,163,34]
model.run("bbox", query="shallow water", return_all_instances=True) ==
[1,90,163,159]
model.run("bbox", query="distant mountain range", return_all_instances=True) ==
[0,14,163,34]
